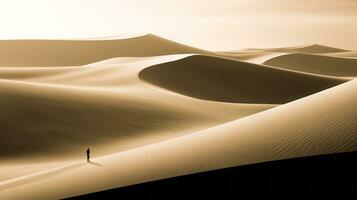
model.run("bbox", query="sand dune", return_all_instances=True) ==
[240,44,348,54]
[0,35,355,199]
[0,55,272,162]
[278,44,348,53]
[216,51,288,64]
[0,55,188,86]
[0,34,207,67]
[321,51,357,59]
[218,44,351,64]
[1,73,356,200]
[140,55,345,104]
[264,53,357,77]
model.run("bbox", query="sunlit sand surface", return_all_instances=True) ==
[0,35,356,199]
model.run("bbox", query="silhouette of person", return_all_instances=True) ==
[87,148,90,163]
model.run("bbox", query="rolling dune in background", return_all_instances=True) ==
[0,35,356,199]
[0,34,207,67]
[239,44,348,54]
[264,53,357,77]
[322,51,357,58]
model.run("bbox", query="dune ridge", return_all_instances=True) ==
[0,34,207,67]
[140,55,346,104]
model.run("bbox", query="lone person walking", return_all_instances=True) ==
[86,148,90,163]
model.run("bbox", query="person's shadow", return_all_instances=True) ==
[88,161,103,167]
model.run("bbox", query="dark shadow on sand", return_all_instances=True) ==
[67,151,357,200]
[88,161,102,167]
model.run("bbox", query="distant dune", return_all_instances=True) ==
[278,44,348,54]
[321,51,357,59]
[240,44,348,54]
[140,55,345,104]
[0,34,207,67]
[216,44,352,65]
[264,53,357,77]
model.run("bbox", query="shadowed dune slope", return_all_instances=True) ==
[1,73,356,200]
[0,34,207,67]
[139,55,345,104]
[264,53,357,77]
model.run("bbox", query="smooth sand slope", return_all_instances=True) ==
[0,55,272,163]
[140,55,345,104]
[1,74,356,200]
[0,34,207,67]
[264,53,357,77]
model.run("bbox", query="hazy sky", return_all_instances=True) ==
[0,0,356,50]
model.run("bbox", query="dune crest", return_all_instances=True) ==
[139,55,345,104]
[0,34,207,67]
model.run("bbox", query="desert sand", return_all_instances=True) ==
[0,34,208,67]
[264,53,357,77]
[0,34,356,199]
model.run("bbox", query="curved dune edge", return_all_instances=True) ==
[139,55,345,104]
[0,55,273,161]
[264,53,357,77]
[0,54,192,86]
[1,77,356,199]
[0,34,208,67]
[216,51,289,64]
